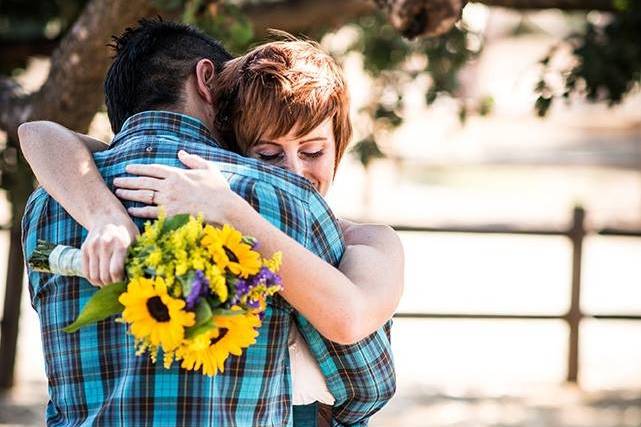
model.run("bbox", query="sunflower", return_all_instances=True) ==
[119,277,196,351]
[176,312,261,376]
[201,224,261,278]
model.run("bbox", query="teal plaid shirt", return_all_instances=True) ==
[22,111,395,426]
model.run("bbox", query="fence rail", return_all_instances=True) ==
[390,206,641,384]
[1,206,640,388]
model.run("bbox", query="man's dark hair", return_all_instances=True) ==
[105,18,233,133]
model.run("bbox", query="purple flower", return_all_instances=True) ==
[186,270,209,310]
[231,278,250,305]
[247,299,261,309]
[250,267,281,288]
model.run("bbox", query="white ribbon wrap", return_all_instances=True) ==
[48,245,83,276]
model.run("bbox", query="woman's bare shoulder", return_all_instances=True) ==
[339,220,399,247]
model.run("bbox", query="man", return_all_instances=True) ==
[21,19,394,426]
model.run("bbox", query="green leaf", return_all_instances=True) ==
[152,0,184,11]
[193,298,213,328]
[206,295,222,308]
[160,213,190,236]
[184,319,214,339]
[211,308,246,317]
[63,281,126,333]
[178,271,196,299]
[184,300,220,339]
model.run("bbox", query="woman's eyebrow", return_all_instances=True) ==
[258,137,327,145]
[299,137,327,144]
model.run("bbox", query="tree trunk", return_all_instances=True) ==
[0,152,32,389]
[0,226,25,389]
[0,0,158,139]
[0,0,160,391]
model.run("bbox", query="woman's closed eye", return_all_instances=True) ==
[257,152,283,162]
[257,151,324,162]
[302,150,324,159]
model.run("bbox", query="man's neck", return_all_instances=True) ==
[170,105,224,143]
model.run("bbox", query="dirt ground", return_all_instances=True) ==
[2,381,640,427]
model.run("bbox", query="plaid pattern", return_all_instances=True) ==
[22,111,395,427]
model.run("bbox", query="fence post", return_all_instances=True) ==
[566,206,585,384]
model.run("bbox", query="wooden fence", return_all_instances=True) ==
[0,206,639,388]
[391,206,641,383]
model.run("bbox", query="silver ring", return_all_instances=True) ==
[150,190,157,205]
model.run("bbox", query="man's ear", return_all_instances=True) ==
[195,59,216,104]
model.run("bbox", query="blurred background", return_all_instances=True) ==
[1,1,640,426]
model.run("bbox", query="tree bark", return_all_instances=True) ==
[0,0,159,391]
[243,0,377,37]
[242,0,618,39]
[0,0,158,138]
[477,0,616,10]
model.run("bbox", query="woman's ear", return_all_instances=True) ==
[195,59,216,105]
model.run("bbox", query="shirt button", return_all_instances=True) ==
[145,146,153,153]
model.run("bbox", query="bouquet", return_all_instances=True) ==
[28,213,283,376]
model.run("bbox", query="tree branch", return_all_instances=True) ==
[473,0,617,10]
[243,0,618,39]
[242,0,376,36]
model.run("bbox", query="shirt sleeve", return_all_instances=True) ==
[304,190,345,265]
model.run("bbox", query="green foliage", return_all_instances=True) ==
[351,137,386,168]
[343,13,484,166]
[535,2,641,116]
[62,281,126,333]
[182,0,255,54]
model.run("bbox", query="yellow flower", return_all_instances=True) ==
[119,277,195,351]
[176,312,261,376]
[263,251,282,272]
[205,264,228,302]
[146,247,162,267]
[191,249,206,271]
[202,224,261,278]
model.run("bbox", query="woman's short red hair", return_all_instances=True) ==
[213,37,352,168]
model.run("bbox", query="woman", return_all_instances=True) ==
[20,38,403,425]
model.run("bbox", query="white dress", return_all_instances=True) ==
[289,323,336,405]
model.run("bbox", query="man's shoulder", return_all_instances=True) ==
[98,132,318,203]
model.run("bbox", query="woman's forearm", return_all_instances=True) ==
[222,194,403,344]
[18,121,129,229]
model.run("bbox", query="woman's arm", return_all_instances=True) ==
[18,121,138,286]
[227,205,404,345]
[115,151,404,344]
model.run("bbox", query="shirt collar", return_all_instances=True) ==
[111,111,221,149]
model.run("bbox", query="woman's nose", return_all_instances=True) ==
[283,155,305,177]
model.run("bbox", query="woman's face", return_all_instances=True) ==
[246,119,336,197]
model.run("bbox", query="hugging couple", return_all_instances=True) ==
[20,18,403,427]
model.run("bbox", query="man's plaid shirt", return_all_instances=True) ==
[22,111,395,427]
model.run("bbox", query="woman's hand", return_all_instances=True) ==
[114,150,236,225]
